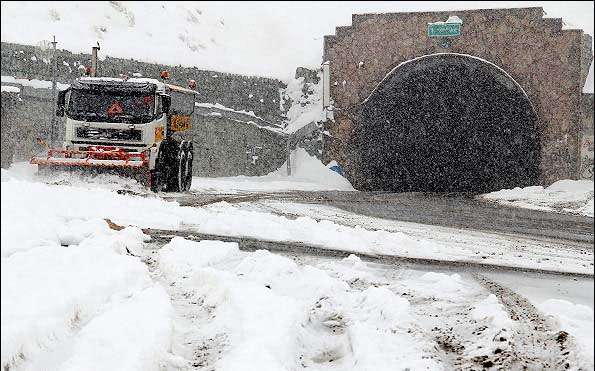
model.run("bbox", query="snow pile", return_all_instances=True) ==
[0,221,174,370]
[55,286,174,371]
[191,148,354,193]
[538,299,594,369]
[158,238,439,370]
[282,76,325,134]
[480,179,594,217]
[269,148,353,188]
[1,75,70,90]
[470,294,514,333]
[1,85,20,93]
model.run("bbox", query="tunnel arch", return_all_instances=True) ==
[352,53,540,193]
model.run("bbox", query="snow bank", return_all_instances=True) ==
[191,148,354,193]
[1,75,70,90]
[402,272,472,301]
[538,299,594,370]
[1,85,20,93]
[1,224,174,370]
[158,239,439,370]
[2,167,175,369]
[480,179,594,217]
[56,287,174,371]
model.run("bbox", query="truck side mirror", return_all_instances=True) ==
[56,89,68,117]
[161,95,171,114]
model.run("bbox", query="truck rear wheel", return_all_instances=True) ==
[183,142,193,192]
[151,140,192,193]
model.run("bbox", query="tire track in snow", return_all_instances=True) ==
[142,227,593,278]
[472,273,580,370]
[140,245,229,370]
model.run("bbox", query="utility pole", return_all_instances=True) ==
[49,35,57,146]
[286,135,292,176]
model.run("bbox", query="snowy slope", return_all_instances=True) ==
[2,2,592,81]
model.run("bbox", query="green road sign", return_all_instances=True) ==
[428,23,461,37]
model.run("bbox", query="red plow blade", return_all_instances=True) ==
[31,146,149,169]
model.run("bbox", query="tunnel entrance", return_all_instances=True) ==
[353,53,540,193]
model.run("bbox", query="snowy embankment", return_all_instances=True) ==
[191,148,354,193]
[0,213,176,368]
[480,179,594,217]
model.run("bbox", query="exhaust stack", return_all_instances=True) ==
[91,43,100,77]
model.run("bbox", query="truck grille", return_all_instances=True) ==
[76,127,142,142]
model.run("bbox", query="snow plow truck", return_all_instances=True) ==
[30,75,197,192]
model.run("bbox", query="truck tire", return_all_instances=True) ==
[162,140,185,192]
[183,142,193,192]
[150,143,168,192]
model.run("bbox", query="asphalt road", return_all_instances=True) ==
[172,191,594,247]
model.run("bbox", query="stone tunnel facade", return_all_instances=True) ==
[323,7,593,191]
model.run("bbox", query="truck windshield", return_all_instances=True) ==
[67,89,155,123]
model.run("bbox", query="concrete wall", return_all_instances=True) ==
[190,112,286,177]
[1,41,287,125]
[323,7,593,185]
[1,90,21,168]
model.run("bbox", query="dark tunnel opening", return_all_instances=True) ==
[353,53,540,193]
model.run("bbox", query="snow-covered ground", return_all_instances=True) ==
[0,214,177,369]
[152,239,593,370]
[191,148,354,193]
[2,162,593,369]
[3,162,592,275]
[480,179,594,217]
[485,271,594,367]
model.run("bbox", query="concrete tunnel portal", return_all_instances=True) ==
[352,53,541,193]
